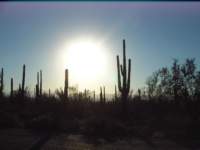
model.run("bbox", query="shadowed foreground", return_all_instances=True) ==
[0,97,200,150]
[0,129,193,150]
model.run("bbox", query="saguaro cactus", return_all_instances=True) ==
[84,89,87,98]
[40,70,42,95]
[100,87,103,103]
[21,64,26,97]
[93,90,95,101]
[115,85,117,100]
[36,84,39,98]
[37,72,39,88]
[116,40,131,108]
[138,89,141,100]
[10,78,13,98]
[36,72,40,97]
[64,69,68,98]
[0,68,4,97]
[103,86,106,103]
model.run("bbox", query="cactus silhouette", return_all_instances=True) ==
[99,86,106,103]
[84,89,87,99]
[115,85,117,100]
[0,68,4,97]
[64,69,68,99]
[36,84,39,98]
[10,78,13,98]
[21,64,26,97]
[40,70,42,96]
[100,86,103,103]
[49,88,51,97]
[103,86,106,103]
[93,90,95,101]
[37,72,39,87]
[36,72,39,97]
[116,40,131,111]
[138,88,141,100]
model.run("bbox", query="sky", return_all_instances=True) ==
[0,2,200,95]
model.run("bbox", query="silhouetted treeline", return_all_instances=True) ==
[145,58,200,102]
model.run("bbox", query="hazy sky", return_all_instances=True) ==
[0,2,200,95]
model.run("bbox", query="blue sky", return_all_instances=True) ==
[0,2,200,95]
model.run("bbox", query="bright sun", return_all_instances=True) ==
[60,39,107,89]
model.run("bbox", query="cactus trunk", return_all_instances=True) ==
[115,85,117,100]
[40,70,42,96]
[36,84,39,98]
[0,68,3,97]
[10,78,13,98]
[103,86,106,103]
[93,91,95,101]
[36,72,39,97]
[22,64,26,97]
[100,87,103,103]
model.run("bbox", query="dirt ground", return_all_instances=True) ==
[41,133,190,150]
[0,129,199,150]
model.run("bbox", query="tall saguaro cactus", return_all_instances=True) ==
[10,78,13,98]
[100,87,103,103]
[103,86,106,103]
[100,86,106,103]
[21,64,26,97]
[93,91,95,101]
[64,69,68,99]
[40,70,42,95]
[116,39,131,107]
[0,68,4,97]
[36,72,40,97]
[36,70,43,98]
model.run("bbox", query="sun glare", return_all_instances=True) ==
[60,39,107,89]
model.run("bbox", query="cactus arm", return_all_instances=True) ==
[120,65,123,76]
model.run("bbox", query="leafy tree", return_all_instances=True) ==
[171,59,183,101]
[194,71,200,99]
[146,71,159,99]
[181,58,196,99]
[145,58,199,102]
[159,67,172,97]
